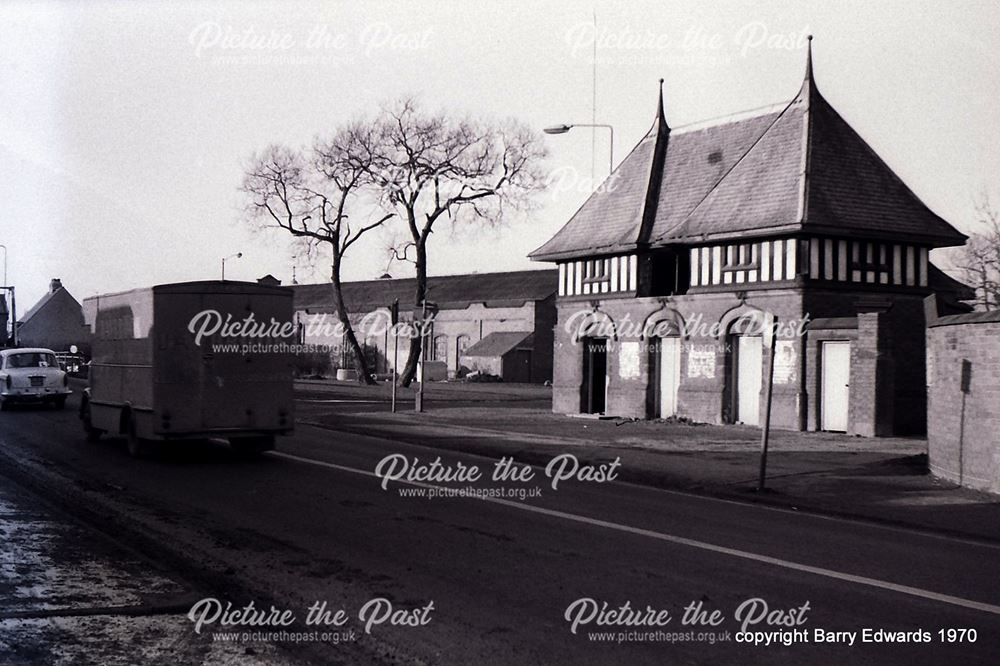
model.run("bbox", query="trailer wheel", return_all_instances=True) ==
[126,415,150,459]
[230,435,275,458]
[81,400,103,442]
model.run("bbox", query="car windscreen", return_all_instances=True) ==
[5,353,59,369]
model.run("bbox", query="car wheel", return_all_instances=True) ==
[126,415,150,459]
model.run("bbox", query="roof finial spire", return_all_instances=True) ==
[655,77,668,131]
[805,34,814,83]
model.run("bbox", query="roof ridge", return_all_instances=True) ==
[803,94,966,244]
[670,101,791,135]
[653,95,801,243]
[529,109,665,260]
[635,79,671,246]
[797,35,816,226]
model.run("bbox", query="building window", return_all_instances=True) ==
[847,241,889,284]
[581,258,609,284]
[721,243,759,272]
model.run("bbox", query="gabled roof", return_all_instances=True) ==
[463,331,533,357]
[293,269,557,313]
[20,286,82,325]
[530,40,966,262]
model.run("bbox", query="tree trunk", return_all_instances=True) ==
[397,241,427,387]
[331,262,376,385]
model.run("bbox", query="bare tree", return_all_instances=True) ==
[956,192,1000,310]
[345,98,548,386]
[241,139,391,384]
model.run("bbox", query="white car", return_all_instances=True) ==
[0,348,72,410]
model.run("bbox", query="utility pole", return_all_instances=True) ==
[757,316,779,492]
[390,299,399,414]
[416,298,427,413]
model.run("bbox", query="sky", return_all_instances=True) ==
[1,0,998,311]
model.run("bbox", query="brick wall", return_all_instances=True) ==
[927,310,1000,494]
[552,288,807,427]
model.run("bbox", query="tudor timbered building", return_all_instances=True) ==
[531,41,971,436]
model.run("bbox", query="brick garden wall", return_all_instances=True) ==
[927,311,1000,494]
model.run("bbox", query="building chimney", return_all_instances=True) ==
[50,278,62,294]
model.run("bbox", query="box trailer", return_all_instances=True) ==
[80,281,295,457]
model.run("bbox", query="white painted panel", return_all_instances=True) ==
[658,337,681,418]
[700,248,710,285]
[761,242,771,281]
[712,247,722,284]
[773,240,784,281]
[810,239,820,279]
[906,246,916,286]
[838,240,848,281]
[785,239,796,278]
[609,256,619,292]
[919,248,928,287]
[824,239,834,280]
[821,341,851,432]
[575,261,582,295]
[690,249,699,287]
[558,264,566,296]
[893,245,902,284]
[628,255,637,291]
[736,336,762,426]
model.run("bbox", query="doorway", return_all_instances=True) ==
[581,338,607,414]
[652,337,681,418]
[821,341,850,432]
[734,335,762,426]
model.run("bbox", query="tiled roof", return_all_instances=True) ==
[928,264,975,302]
[293,269,557,313]
[463,331,533,357]
[530,48,966,261]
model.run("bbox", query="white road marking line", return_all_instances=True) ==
[270,449,1000,618]
[296,422,1000,553]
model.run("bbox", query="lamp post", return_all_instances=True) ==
[221,252,243,281]
[543,123,615,177]
[0,245,9,345]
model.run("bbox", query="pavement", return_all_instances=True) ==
[295,378,1000,544]
[0,475,297,666]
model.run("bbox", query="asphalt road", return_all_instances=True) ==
[0,390,998,665]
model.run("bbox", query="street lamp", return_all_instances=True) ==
[543,123,615,177]
[0,245,8,345]
[221,252,243,281]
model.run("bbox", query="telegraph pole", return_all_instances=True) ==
[757,316,779,491]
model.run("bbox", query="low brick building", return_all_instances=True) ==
[926,299,1000,493]
[293,269,557,382]
[530,43,969,435]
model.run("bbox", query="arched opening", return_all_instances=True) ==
[570,310,618,415]
[581,336,607,414]
[644,316,682,419]
[726,315,763,426]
